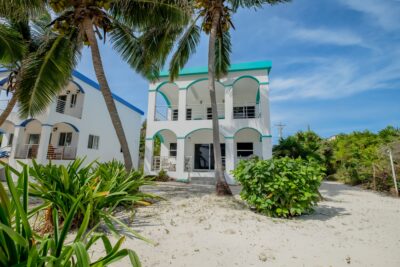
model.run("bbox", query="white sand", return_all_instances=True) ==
[100,181,400,267]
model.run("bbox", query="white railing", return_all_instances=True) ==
[186,103,225,120]
[55,99,83,118]
[152,156,177,171]
[15,144,39,159]
[233,102,260,119]
[154,105,178,121]
[47,146,77,160]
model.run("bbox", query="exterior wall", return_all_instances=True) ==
[145,63,273,184]
[0,72,143,170]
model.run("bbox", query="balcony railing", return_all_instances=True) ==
[152,156,177,171]
[47,146,77,160]
[186,103,225,120]
[15,144,39,159]
[233,102,260,119]
[55,98,82,118]
[154,105,178,121]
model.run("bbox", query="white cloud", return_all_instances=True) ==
[292,28,366,47]
[338,0,400,31]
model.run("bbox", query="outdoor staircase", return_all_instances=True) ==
[189,176,216,185]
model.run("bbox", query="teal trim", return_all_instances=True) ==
[155,133,164,143]
[177,137,186,139]
[151,129,177,141]
[158,91,171,107]
[155,81,179,91]
[260,82,269,85]
[184,128,226,138]
[148,89,156,92]
[256,90,260,104]
[159,60,272,77]
[225,136,234,139]
[232,75,260,104]
[176,178,189,183]
[185,78,224,90]
[234,127,262,137]
[262,135,272,138]
[145,138,153,141]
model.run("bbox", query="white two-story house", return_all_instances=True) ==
[0,70,143,169]
[144,61,273,184]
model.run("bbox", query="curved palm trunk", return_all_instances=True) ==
[83,18,133,171]
[0,92,18,126]
[208,10,232,196]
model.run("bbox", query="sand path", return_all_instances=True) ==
[103,181,400,267]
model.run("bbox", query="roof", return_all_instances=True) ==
[72,70,144,115]
[159,60,272,77]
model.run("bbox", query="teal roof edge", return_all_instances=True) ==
[159,60,272,77]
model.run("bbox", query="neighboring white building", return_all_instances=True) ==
[144,61,273,184]
[0,70,143,169]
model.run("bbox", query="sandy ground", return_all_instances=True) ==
[96,181,400,267]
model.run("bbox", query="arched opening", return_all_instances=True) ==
[55,81,85,118]
[186,79,225,120]
[232,76,260,119]
[154,82,179,121]
[15,119,42,159]
[184,128,225,171]
[151,129,178,171]
[0,120,15,158]
[47,122,79,160]
[234,128,262,165]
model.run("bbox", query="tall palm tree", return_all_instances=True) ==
[169,0,290,195]
[0,2,78,126]
[13,0,188,170]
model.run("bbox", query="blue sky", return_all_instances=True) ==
[76,0,400,143]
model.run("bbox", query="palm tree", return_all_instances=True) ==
[13,0,188,170]
[169,0,290,195]
[0,2,78,126]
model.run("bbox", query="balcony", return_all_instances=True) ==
[154,105,178,121]
[152,156,177,171]
[47,146,77,160]
[15,144,39,159]
[233,102,260,119]
[186,103,225,120]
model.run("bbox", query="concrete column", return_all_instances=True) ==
[259,84,271,135]
[224,138,236,184]
[224,86,233,120]
[147,91,157,122]
[1,133,9,147]
[178,89,187,121]
[262,137,273,160]
[36,125,52,163]
[175,138,186,180]
[144,139,154,174]
[10,127,21,159]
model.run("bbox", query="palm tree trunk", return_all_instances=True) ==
[83,18,133,171]
[0,92,18,126]
[208,10,232,196]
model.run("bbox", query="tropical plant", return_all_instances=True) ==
[155,169,170,182]
[168,0,290,195]
[233,157,324,217]
[0,164,141,266]
[3,158,156,241]
[0,4,78,125]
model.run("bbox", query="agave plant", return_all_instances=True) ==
[0,164,141,266]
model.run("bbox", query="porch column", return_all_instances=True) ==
[147,91,157,122]
[175,138,186,180]
[178,89,187,121]
[144,139,154,174]
[10,127,22,159]
[224,138,236,183]
[36,125,52,163]
[262,136,272,160]
[224,86,233,120]
[1,133,9,147]
[259,83,271,134]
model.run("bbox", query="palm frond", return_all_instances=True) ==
[17,32,80,118]
[169,18,201,81]
[0,24,26,65]
[228,0,291,11]
[215,31,231,79]
[0,0,45,20]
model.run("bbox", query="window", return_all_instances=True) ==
[186,108,192,120]
[7,133,13,146]
[27,134,40,145]
[207,107,212,120]
[169,143,177,157]
[172,109,178,121]
[88,135,99,149]
[56,95,67,113]
[70,94,77,108]
[233,106,256,119]
[237,142,253,157]
[58,132,72,146]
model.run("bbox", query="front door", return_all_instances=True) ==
[194,144,225,170]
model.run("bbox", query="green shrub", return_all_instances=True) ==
[0,165,141,266]
[155,169,169,182]
[10,158,157,240]
[232,157,325,218]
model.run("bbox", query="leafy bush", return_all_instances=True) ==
[14,158,157,239]
[155,169,169,182]
[233,157,325,218]
[0,165,141,266]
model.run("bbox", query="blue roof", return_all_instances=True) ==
[72,70,144,115]
[159,60,272,77]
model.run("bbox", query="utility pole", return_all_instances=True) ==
[275,122,286,139]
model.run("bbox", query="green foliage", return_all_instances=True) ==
[155,169,170,182]
[233,157,324,218]
[16,158,157,240]
[0,164,141,266]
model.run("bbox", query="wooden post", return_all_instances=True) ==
[372,164,376,191]
[388,149,399,197]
